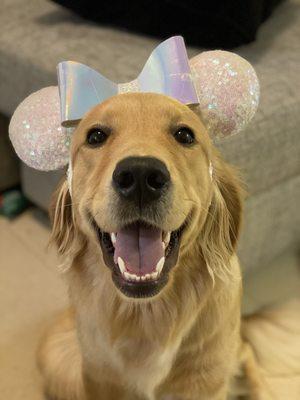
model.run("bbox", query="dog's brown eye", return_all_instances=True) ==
[87,128,108,146]
[174,128,195,145]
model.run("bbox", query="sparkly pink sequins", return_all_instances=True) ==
[190,51,259,138]
[9,87,72,171]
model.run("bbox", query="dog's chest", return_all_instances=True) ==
[118,337,180,394]
[84,328,181,398]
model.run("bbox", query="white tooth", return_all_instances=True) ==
[141,276,146,281]
[151,271,158,280]
[156,257,165,275]
[162,242,166,250]
[145,274,151,280]
[124,271,130,280]
[135,275,141,282]
[118,257,126,274]
[111,233,117,244]
[164,232,171,246]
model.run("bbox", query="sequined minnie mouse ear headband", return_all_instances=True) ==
[9,36,259,171]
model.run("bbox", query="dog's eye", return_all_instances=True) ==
[173,128,195,145]
[87,128,109,146]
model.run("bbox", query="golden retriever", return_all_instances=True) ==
[37,92,299,400]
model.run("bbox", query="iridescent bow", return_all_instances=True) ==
[57,36,199,127]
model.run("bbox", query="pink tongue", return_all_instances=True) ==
[113,224,164,275]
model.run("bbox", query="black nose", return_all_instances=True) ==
[112,157,170,205]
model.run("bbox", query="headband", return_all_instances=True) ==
[9,36,259,171]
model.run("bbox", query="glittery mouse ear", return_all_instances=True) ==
[9,86,72,171]
[190,51,260,139]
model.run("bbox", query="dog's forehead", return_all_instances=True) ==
[82,92,196,127]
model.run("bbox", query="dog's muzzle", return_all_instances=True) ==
[90,156,185,299]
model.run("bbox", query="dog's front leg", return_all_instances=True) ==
[84,374,145,400]
[158,362,233,400]
[160,386,229,400]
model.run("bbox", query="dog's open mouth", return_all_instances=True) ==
[93,220,184,298]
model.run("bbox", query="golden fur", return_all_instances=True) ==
[37,93,300,400]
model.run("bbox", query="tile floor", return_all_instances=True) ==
[0,209,299,399]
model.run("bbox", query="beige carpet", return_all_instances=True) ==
[0,209,299,399]
[0,210,67,400]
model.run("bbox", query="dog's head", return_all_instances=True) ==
[51,93,243,299]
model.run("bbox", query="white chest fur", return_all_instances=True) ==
[80,323,183,399]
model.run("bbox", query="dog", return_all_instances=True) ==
[37,92,300,400]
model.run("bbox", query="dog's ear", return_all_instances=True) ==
[200,156,244,281]
[214,161,243,250]
[49,179,75,255]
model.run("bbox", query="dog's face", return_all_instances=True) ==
[53,93,241,300]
